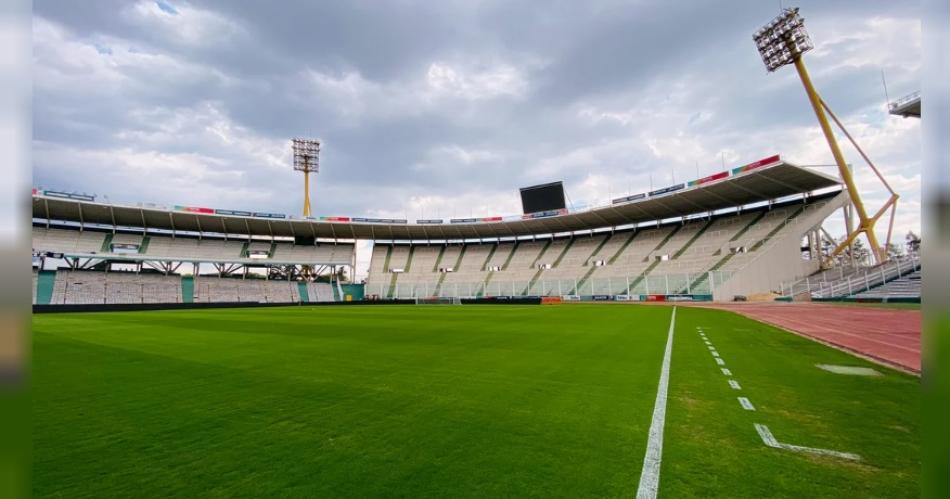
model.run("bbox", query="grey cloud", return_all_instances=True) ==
[33,0,921,240]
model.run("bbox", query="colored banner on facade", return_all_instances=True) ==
[687,171,729,187]
[320,216,352,222]
[252,212,286,219]
[175,205,214,214]
[351,217,408,224]
[416,219,443,224]
[450,218,478,224]
[44,190,96,202]
[521,208,569,220]
[731,154,781,175]
[216,209,254,217]
[648,184,685,197]
[612,193,647,204]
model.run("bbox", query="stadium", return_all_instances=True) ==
[30,5,921,499]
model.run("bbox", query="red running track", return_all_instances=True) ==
[691,303,921,373]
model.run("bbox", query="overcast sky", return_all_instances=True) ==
[32,0,921,275]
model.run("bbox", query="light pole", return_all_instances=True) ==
[753,8,898,265]
[292,138,321,217]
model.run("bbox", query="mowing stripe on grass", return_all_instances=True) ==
[754,424,861,461]
[635,307,677,499]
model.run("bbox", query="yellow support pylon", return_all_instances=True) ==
[792,57,885,265]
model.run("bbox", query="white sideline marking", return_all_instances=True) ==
[754,424,860,461]
[635,307,677,499]
[738,397,756,411]
[711,351,720,358]
[715,358,725,366]
[707,345,715,351]
[728,379,742,390]
[720,368,732,376]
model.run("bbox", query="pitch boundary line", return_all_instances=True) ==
[754,423,861,461]
[635,306,676,499]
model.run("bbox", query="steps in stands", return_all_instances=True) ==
[551,237,576,268]
[750,205,806,251]
[585,234,612,266]
[673,219,714,259]
[101,233,114,253]
[432,245,447,272]
[480,244,498,271]
[501,241,520,270]
[608,232,638,265]
[36,270,56,305]
[297,281,310,303]
[181,275,194,303]
[434,245,467,297]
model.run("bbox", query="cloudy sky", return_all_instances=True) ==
[32,0,920,275]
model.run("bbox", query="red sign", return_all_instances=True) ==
[176,205,215,214]
[732,154,781,175]
[480,216,503,222]
[321,216,351,222]
[691,171,729,186]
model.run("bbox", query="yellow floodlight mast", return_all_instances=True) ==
[291,138,321,217]
[753,8,898,265]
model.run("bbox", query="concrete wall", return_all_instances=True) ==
[713,192,848,301]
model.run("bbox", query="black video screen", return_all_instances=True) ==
[520,182,566,214]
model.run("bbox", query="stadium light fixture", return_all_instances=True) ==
[292,138,321,217]
[753,8,897,266]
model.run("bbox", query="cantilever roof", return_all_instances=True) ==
[33,158,840,240]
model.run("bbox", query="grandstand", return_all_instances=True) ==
[34,154,881,304]
[778,255,921,302]
[365,192,843,300]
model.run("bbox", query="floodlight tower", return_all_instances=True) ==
[753,8,898,265]
[292,138,321,217]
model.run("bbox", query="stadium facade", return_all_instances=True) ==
[33,155,863,305]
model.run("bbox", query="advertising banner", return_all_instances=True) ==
[612,193,647,204]
[216,209,254,217]
[175,205,214,214]
[687,171,729,187]
[731,154,781,175]
[352,217,408,224]
[45,190,96,202]
[648,184,685,197]
[252,212,287,219]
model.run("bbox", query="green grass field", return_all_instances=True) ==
[33,305,919,498]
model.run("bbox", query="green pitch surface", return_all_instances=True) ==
[33,305,919,497]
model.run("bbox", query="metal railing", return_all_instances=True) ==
[889,91,921,111]
[779,255,920,299]
[364,271,736,299]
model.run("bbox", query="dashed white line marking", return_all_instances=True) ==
[728,379,742,390]
[720,368,732,376]
[635,307,677,499]
[715,358,725,366]
[738,397,756,411]
[754,424,860,461]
